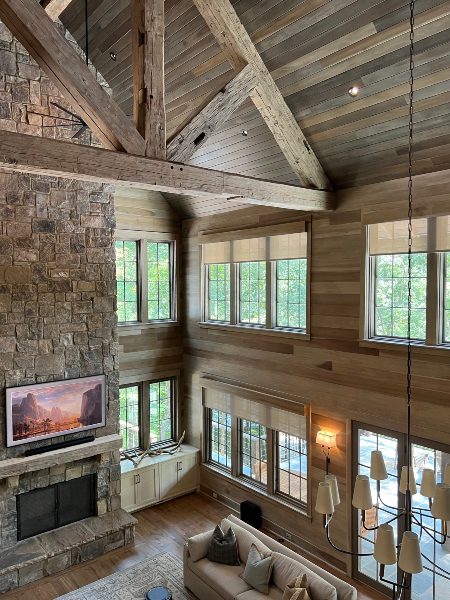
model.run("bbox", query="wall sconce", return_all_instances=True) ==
[316,430,337,474]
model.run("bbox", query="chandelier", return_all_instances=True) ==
[314,1,450,598]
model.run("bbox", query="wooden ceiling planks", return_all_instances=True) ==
[59,0,450,214]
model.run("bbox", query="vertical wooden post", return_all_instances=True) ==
[132,0,166,159]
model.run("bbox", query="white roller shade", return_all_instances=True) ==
[369,219,428,255]
[203,387,306,439]
[269,232,307,260]
[233,237,266,263]
[437,216,450,252]
[202,241,231,264]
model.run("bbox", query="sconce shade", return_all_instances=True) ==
[444,463,450,485]
[420,468,436,498]
[370,450,388,481]
[431,483,450,520]
[352,475,373,510]
[325,474,340,506]
[399,466,417,495]
[398,531,423,574]
[316,430,337,449]
[374,524,397,565]
[315,482,334,515]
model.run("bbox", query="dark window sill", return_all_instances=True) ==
[199,322,310,340]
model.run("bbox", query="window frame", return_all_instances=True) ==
[206,408,233,472]
[275,431,308,508]
[361,218,449,350]
[119,383,142,452]
[238,418,270,490]
[119,376,178,455]
[115,231,179,327]
[200,224,311,337]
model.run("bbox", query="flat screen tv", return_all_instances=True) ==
[6,375,106,447]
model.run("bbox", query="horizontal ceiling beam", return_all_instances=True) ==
[0,131,335,212]
[0,0,145,155]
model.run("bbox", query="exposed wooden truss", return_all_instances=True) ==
[132,0,166,158]
[167,64,258,163]
[191,0,332,191]
[0,131,335,211]
[41,0,72,21]
[0,0,145,155]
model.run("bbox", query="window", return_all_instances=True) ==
[208,409,232,469]
[353,423,450,600]
[201,228,309,334]
[115,241,138,323]
[276,433,308,504]
[119,385,140,450]
[207,264,231,322]
[203,381,308,510]
[119,377,177,453]
[115,237,177,325]
[240,419,268,486]
[365,216,450,346]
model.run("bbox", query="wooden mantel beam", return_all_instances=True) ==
[41,0,72,21]
[167,64,258,163]
[132,0,166,159]
[191,0,332,191]
[0,131,335,212]
[0,0,145,156]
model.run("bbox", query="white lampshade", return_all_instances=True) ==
[399,466,417,495]
[431,483,450,520]
[444,464,450,485]
[370,450,388,481]
[398,531,423,574]
[420,468,436,498]
[374,524,397,565]
[352,475,373,510]
[315,482,334,515]
[325,474,341,506]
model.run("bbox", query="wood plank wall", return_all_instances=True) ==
[115,187,183,385]
[181,169,450,572]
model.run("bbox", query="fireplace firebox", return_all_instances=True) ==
[16,474,96,540]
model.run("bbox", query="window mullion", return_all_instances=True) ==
[426,251,441,346]
[231,416,239,477]
[140,240,149,323]
[267,428,275,494]
[230,263,238,325]
[266,261,274,329]
[140,382,150,451]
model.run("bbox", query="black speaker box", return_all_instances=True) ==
[240,500,262,529]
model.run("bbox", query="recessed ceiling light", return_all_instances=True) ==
[348,85,360,97]
[110,51,117,61]
[241,130,248,136]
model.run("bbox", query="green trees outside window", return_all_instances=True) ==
[208,263,231,322]
[148,242,171,320]
[240,419,268,486]
[149,379,173,444]
[115,241,138,322]
[276,259,307,329]
[374,253,427,340]
[239,262,266,325]
[209,409,232,469]
[119,386,140,450]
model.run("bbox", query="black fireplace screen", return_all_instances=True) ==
[17,474,96,540]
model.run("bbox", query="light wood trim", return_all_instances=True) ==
[119,368,181,386]
[41,0,72,20]
[0,0,145,155]
[199,220,308,243]
[191,0,331,190]
[116,230,178,242]
[167,64,258,163]
[359,224,371,342]
[0,131,335,211]
[198,322,311,341]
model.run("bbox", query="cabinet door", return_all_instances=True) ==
[176,452,199,494]
[136,466,158,508]
[121,472,138,512]
[159,458,179,500]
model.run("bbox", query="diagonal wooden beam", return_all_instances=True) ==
[191,0,332,191]
[132,0,166,159]
[0,0,145,155]
[167,64,258,163]
[41,0,72,21]
[0,131,335,212]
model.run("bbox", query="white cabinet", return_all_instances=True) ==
[121,445,199,513]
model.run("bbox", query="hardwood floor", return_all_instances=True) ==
[2,493,387,600]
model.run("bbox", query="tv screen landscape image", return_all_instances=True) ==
[6,375,106,447]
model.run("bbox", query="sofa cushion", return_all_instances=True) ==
[207,524,240,566]
[241,544,274,594]
[236,586,283,600]
[272,552,337,600]
[188,529,214,562]
[222,518,272,564]
[188,556,251,600]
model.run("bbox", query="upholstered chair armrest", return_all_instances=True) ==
[187,529,214,562]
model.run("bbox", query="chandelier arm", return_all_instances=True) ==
[362,512,402,532]
[376,490,405,513]
[420,553,450,578]
[325,525,372,557]
[411,514,447,545]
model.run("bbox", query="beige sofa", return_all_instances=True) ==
[184,514,357,600]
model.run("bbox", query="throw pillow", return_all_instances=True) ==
[241,543,274,594]
[272,552,337,600]
[207,524,240,566]
[221,517,272,564]
[282,574,311,600]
